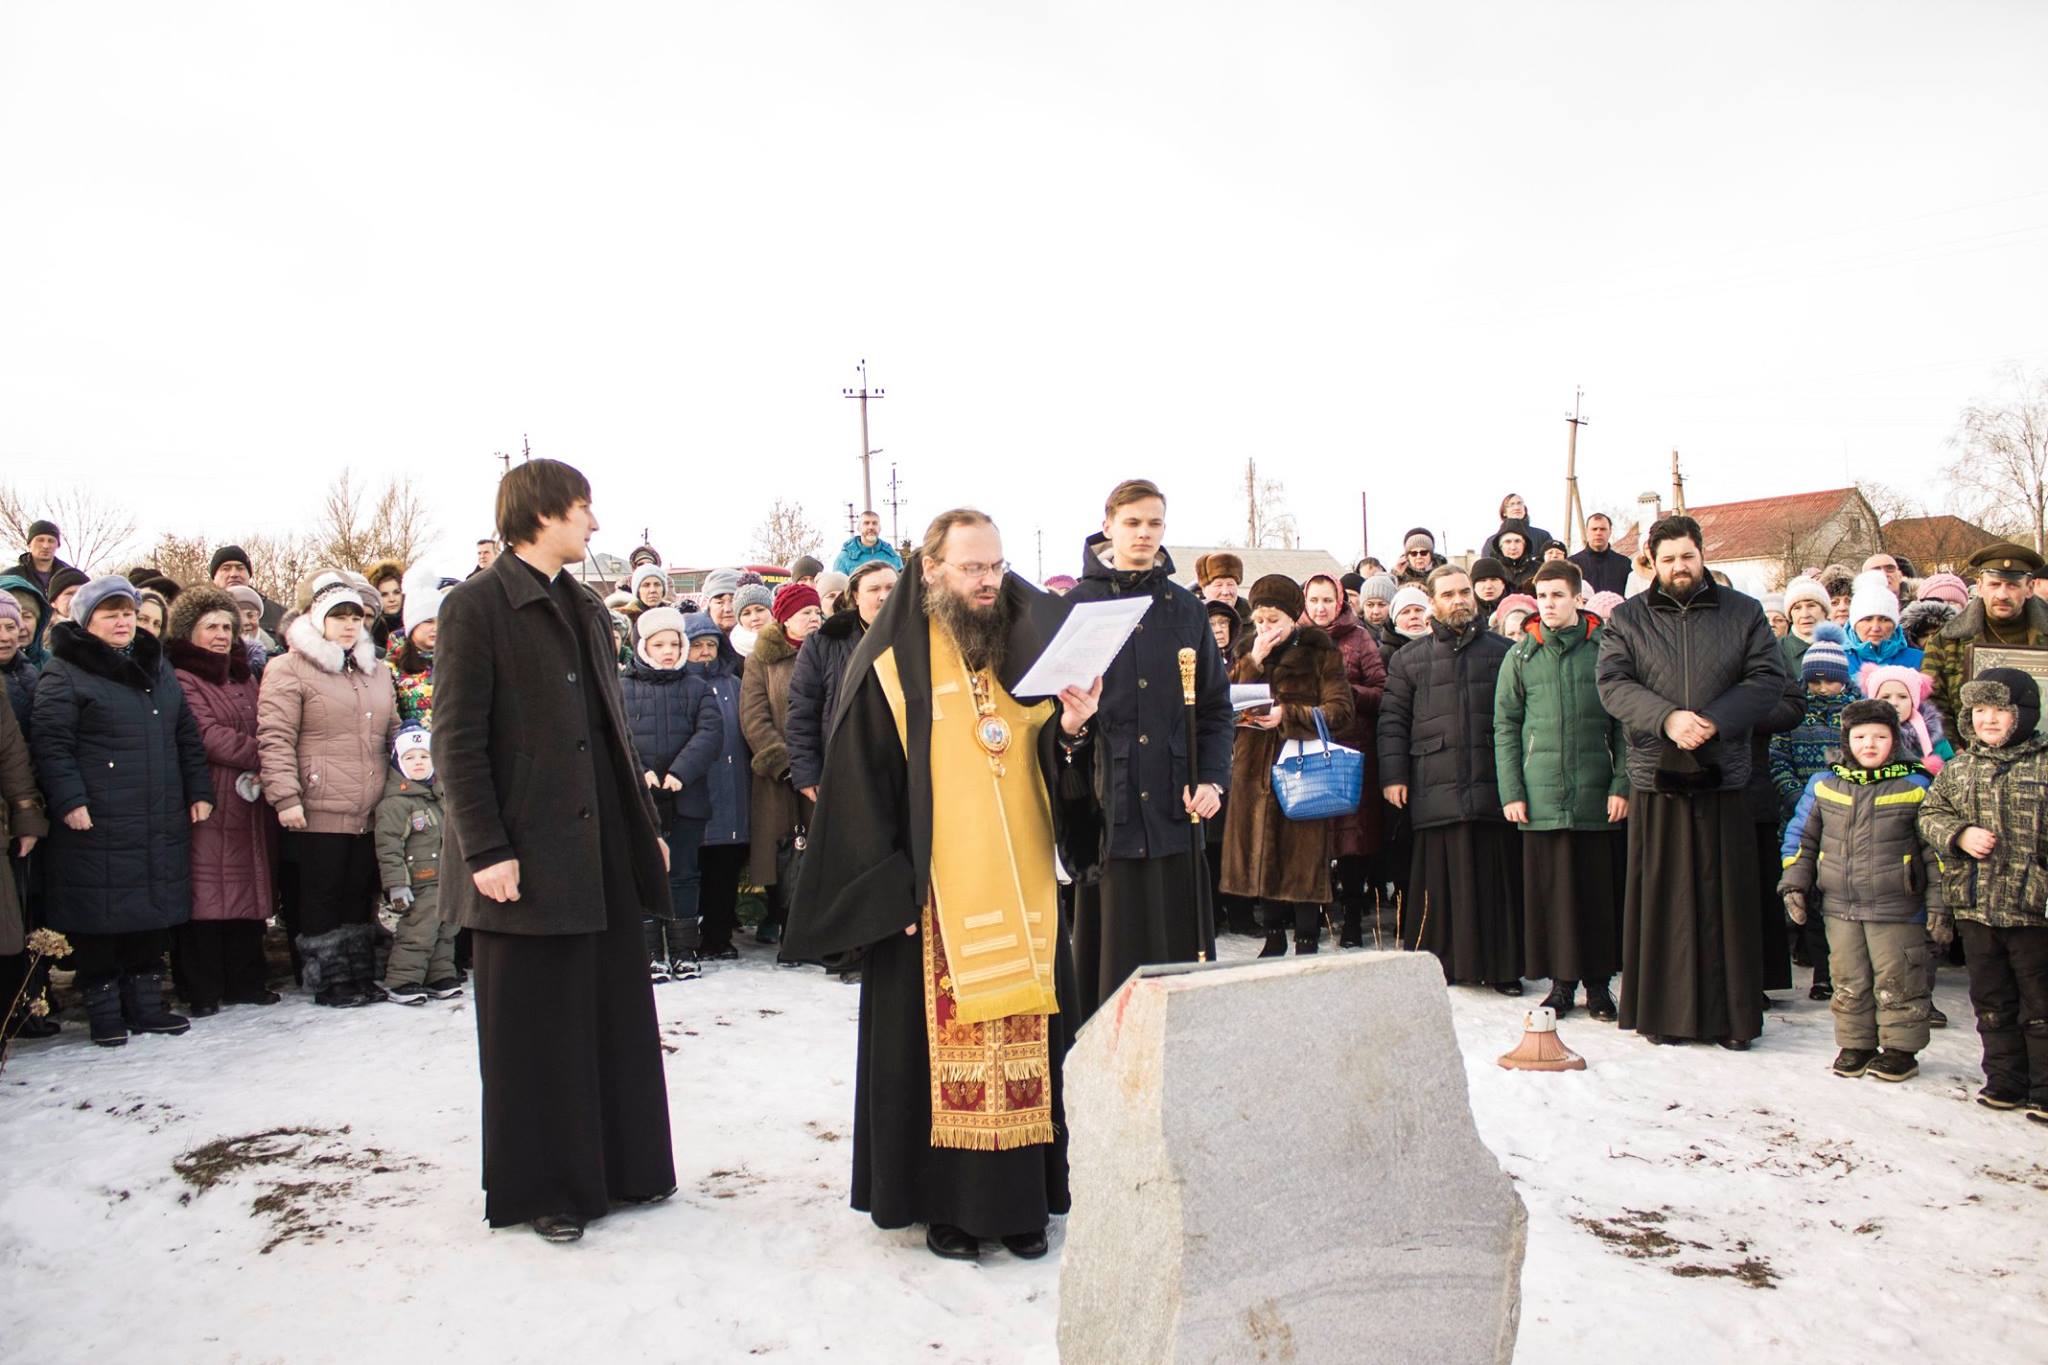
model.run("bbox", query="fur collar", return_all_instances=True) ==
[285,611,381,675]
[818,610,866,643]
[165,636,251,685]
[47,619,163,689]
[750,620,797,666]
[1936,593,2048,643]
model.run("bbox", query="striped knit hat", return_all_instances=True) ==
[1800,622,1851,685]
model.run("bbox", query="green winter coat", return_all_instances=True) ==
[374,769,443,897]
[1494,618,1629,831]
[1917,729,2048,929]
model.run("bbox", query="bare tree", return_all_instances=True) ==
[243,531,324,605]
[0,482,139,572]
[1947,364,2048,553]
[1231,458,1299,549]
[144,532,215,587]
[751,497,824,566]
[313,469,437,572]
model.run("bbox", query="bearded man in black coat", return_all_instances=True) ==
[784,508,1102,1263]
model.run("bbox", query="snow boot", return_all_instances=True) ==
[384,981,430,1005]
[668,954,702,982]
[1293,930,1319,955]
[298,927,371,1006]
[1866,1049,1918,1082]
[121,973,190,1036]
[2026,1105,2048,1126]
[1977,1085,2023,1111]
[343,923,382,1004]
[425,977,465,999]
[1584,978,1618,1022]
[1541,980,1577,1018]
[1258,929,1288,958]
[82,978,128,1047]
[1832,1048,1877,1078]
[1928,1004,1948,1029]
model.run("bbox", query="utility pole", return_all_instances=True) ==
[1359,492,1369,563]
[1244,457,1259,545]
[1036,527,1044,581]
[845,502,857,535]
[1670,448,1687,514]
[842,359,885,514]
[1563,388,1589,551]
[885,462,909,546]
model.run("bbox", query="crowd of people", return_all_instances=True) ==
[2,475,2046,1251]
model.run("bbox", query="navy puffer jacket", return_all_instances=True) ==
[1378,616,1512,831]
[31,621,211,935]
[787,609,865,792]
[620,657,723,821]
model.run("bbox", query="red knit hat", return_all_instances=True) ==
[772,582,821,623]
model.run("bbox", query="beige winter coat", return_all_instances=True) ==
[257,615,400,835]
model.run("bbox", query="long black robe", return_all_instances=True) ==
[1073,850,1212,1019]
[784,568,1099,1238]
[1618,790,1764,1043]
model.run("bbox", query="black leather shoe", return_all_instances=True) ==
[1493,981,1524,997]
[1001,1228,1050,1259]
[187,1001,221,1019]
[1717,1036,1752,1052]
[926,1224,980,1260]
[531,1214,585,1243]
[1645,1034,1683,1046]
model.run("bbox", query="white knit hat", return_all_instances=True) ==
[402,584,444,636]
[1390,585,1431,618]
[1848,569,1899,626]
[634,605,689,666]
[630,564,667,599]
[1782,575,1829,615]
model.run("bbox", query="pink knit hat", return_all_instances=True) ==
[1587,590,1625,621]
[1915,572,1969,607]
[1856,662,1930,705]
[1492,593,1539,634]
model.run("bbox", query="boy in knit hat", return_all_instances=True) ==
[375,724,460,1003]
[1779,698,1941,1080]
[1770,621,1858,998]
[1919,667,2048,1117]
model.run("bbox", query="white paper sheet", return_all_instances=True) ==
[1229,683,1273,712]
[1009,595,1153,697]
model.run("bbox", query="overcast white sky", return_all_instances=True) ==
[4,1,2045,579]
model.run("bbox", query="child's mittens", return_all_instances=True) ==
[1782,890,1808,925]
[1927,909,1953,947]
[388,886,415,911]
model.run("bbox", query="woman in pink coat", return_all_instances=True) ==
[166,586,280,1014]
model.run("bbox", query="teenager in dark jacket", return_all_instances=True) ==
[687,611,753,959]
[1478,494,1556,565]
[164,586,280,1016]
[31,577,213,1046]
[621,605,722,980]
[1380,566,1520,991]
[1067,487,1233,1015]
[789,559,897,796]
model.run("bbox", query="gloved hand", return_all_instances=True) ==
[388,886,415,912]
[1927,910,1953,948]
[1782,890,1808,925]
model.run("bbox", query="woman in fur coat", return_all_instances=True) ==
[1221,574,1355,955]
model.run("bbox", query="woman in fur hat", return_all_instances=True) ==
[1220,574,1354,955]
[165,585,280,1016]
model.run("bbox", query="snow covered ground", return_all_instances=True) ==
[2,938,2043,1364]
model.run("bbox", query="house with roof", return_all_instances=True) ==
[1162,545,1348,592]
[1877,514,2001,574]
[1615,487,1879,592]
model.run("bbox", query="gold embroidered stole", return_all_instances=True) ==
[872,620,1059,1151]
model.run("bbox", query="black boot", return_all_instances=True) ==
[83,978,128,1046]
[299,927,370,1007]
[1583,978,1618,1022]
[1541,979,1576,1017]
[1258,929,1288,958]
[121,973,191,1036]
[1339,900,1364,949]
[343,924,382,1005]
[1294,930,1320,955]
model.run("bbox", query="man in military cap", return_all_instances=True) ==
[1921,541,2048,739]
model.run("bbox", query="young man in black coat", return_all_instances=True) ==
[1064,480,1232,1019]
[1567,513,1632,598]
[432,460,676,1242]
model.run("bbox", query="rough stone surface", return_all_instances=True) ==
[1057,951,1525,1364]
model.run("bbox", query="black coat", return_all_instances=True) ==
[30,622,210,936]
[1568,546,1632,598]
[787,609,865,792]
[620,658,723,822]
[1065,538,1232,862]
[1377,616,1512,831]
[432,551,668,936]
[2,653,36,737]
[1596,577,1790,794]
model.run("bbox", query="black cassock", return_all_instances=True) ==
[783,570,1099,1240]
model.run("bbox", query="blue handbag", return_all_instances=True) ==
[1270,706,1364,820]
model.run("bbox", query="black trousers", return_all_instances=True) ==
[288,832,380,938]
[68,929,170,985]
[1959,920,2048,1105]
[696,842,750,951]
[173,920,269,1006]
